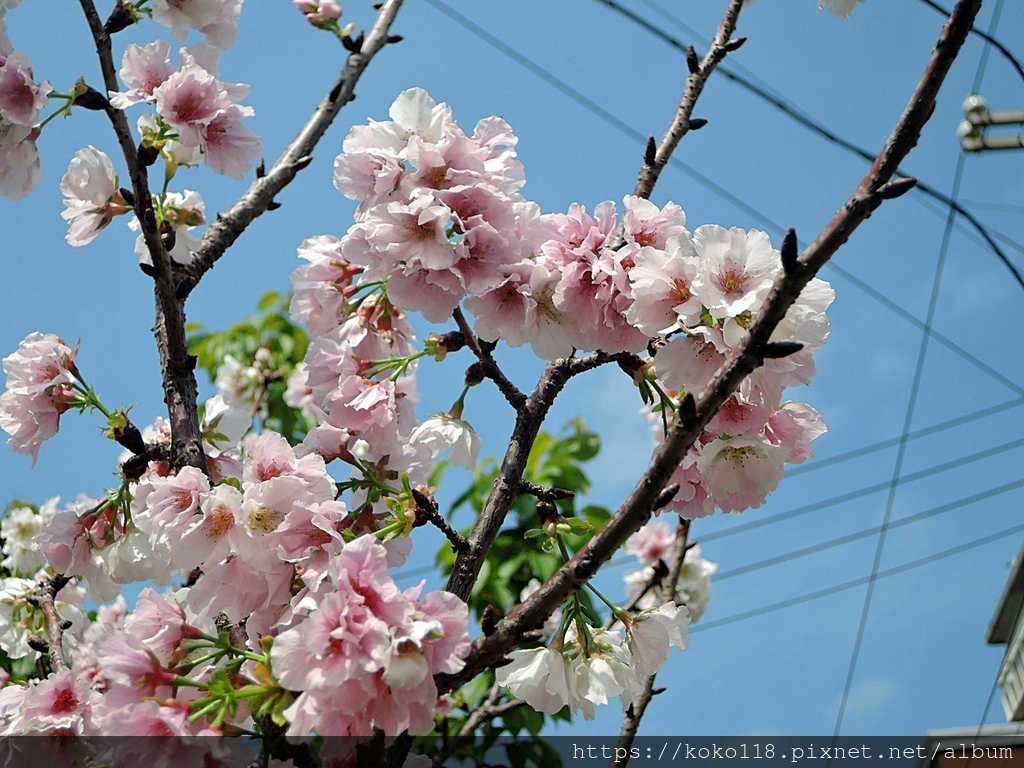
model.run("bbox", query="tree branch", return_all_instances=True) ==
[30,575,71,673]
[452,307,526,409]
[613,519,691,765]
[77,0,207,473]
[177,0,406,299]
[444,358,573,600]
[432,683,528,767]
[436,0,983,693]
[631,0,746,201]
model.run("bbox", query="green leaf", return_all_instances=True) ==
[561,517,593,535]
[458,669,494,710]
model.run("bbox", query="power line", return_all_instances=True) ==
[594,0,1024,291]
[832,0,1005,737]
[915,0,1024,88]
[715,477,1024,583]
[692,520,1024,634]
[424,0,1024,400]
[701,434,1024,544]
[393,436,1024,584]
[787,396,1024,477]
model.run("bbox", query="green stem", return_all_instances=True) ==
[373,517,409,539]
[173,675,210,690]
[585,581,623,617]
[36,96,75,131]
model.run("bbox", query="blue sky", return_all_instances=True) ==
[2,0,1024,739]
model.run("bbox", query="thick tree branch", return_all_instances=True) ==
[631,0,746,201]
[178,0,406,299]
[443,347,625,601]
[78,0,207,473]
[436,0,983,693]
[30,575,71,673]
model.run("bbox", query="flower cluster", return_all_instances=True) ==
[624,520,718,622]
[271,535,469,736]
[110,42,260,179]
[0,333,78,465]
[0,23,47,200]
[497,604,690,719]
[1,489,468,737]
[331,90,830,518]
[0,587,223,736]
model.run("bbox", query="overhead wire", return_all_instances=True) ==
[423,0,1024,401]
[786,395,1024,477]
[700,434,1024,544]
[831,0,1006,737]
[692,520,1024,633]
[414,4,1024,721]
[595,0,1024,290]
[391,424,1024,584]
[714,477,1024,583]
[915,0,1024,87]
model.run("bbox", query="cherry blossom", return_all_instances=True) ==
[151,0,243,49]
[271,535,469,736]
[409,412,482,470]
[60,146,130,246]
[109,41,174,109]
[0,118,39,199]
[625,602,691,678]
[0,51,48,126]
[0,332,79,464]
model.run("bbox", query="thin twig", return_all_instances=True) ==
[432,683,528,767]
[452,307,526,409]
[631,0,746,202]
[77,0,207,474]
[178,0,406,299]
[412,487,469,553]
[435,0,983,694]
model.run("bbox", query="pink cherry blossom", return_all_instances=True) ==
[696,435,789,514]
[0,332,79,464]
[0,51,49,126]
[691,224,778,319]
[625,241,702,335]
[295,0,342,26]
[200,105,261,178]
[625,520,676,567]
[152,0,242,49]
[653,328,727,395]
[0,121,40,199]
[153,60,232,146]
[18,670,98,735]
[133,465,210,549]
[123,588,197,666]
[621,195,691,250]
[109,41,174,108]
